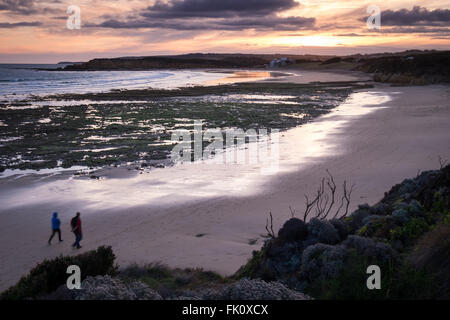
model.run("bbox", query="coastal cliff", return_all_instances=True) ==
[60,51,450,85]
[356,50,450,85]
[61,53,308,71]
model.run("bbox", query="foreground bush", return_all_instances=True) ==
[408,222,450,299]
[119,263,226,298]
[236,164,450,299]
[0,246,117,300]
[307,253,437,300]
[75,275,162,300]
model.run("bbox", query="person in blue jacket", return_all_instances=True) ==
[48,212,63,244]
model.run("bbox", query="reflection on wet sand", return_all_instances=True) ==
[206,71,288,85]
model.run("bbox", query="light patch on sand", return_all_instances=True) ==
[0,136,23,142]
[4,104,41,110]
[74,147,123,153]
[280,112,308,119]
[0,166,91,179]
[38,118,51,124]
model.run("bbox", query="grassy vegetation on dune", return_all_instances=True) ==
[0,246,117,300]
[118,263,229,298]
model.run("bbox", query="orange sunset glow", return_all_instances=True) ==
[0,0,449,62]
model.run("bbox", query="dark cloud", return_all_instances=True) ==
[0,21,42,27]
[142,0,300,18]
[367,26,450,34]
[382,6,450,26]
[88,0,314,31]
[334,33,366,37]
[362,6,450,27]
[0,0,60,15]
[0,0,37,14]
[90,16,315,31]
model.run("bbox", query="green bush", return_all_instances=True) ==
[432,191,449,213]
[389,217,430,246]
[307,252,437,300]
[0,246,117,300]
[235,250,264,279]
[119,263,225,298]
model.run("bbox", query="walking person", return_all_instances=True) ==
[48,212,63,245]
[71,212,83,249]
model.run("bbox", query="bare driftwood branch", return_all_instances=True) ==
[289,205,296,218]
[303,193,320,222]
[340,181,355,219]
[321,169,337,220]
[438,155,448,170]
[265,212,276,238]
[303,170,355,222]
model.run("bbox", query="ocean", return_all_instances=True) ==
[0,64,230,100]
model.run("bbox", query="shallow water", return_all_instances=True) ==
[0,90,391,211]
[0,65,258,100]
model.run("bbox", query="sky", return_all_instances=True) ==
[0,0,449,63]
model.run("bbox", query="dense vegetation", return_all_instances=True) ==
[1,164,448,300]
[236,163,450,299]
[0,246,117,300]
[356,50,450,84]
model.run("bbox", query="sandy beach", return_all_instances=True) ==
[0,73,449,292]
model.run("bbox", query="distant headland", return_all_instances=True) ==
[57,50,450,85]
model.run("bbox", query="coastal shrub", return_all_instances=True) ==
[119,263,225,298]
[235,251,264,279]
[306,252,437,300]
[432,191,449,213]
[329,219,349,240]
[346,205,371,233]
[369,202,389,216]
[392,209,410,224]
[356,225,368,236]
[408,199,424,215]
[389,217,430,246]
[307,218,340,244]
[201,278,311,300]
[342,235,397,264]
[356,216,397,240]
[390,200,424,224]
[362,214,384,226]
[0,246,117,300]
[253,239,305,279]
[75,275,162,300]
[443,211,450,225]
[278,218,308,242]
[407,223,450,299]
[300,243,347,282]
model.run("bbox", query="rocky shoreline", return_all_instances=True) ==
[0,81,371,173]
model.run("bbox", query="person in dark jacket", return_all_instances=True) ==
[48,212,63,244]
[71,212,82,249]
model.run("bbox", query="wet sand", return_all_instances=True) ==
[0,76,449,292]
[264,68,372,83]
